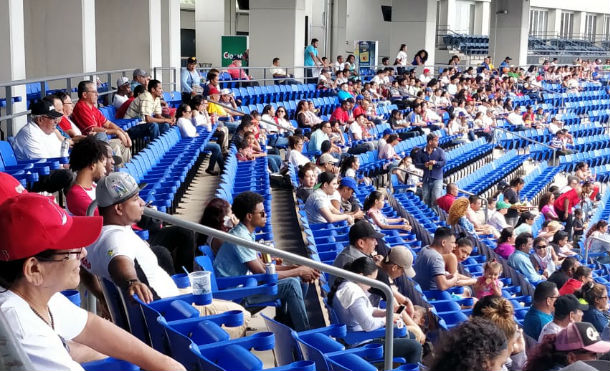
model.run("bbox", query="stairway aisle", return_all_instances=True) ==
[174,157,219,223]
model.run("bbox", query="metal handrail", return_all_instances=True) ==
[141,207,396,370]
[493,126,558,163]
[583,235,610,263]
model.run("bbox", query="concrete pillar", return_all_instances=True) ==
[573,11,586,39]
[95,0,162,73]
[474,0,490,35]
[195,0,225,66]
[438,0,457,34]
[0,0,27,134]
[160,0,181,92]
[595,14,606,43]
[390,0,436,66]
[489,0,530,67]
[547,9,562,38]
[23,0,96,78]
[330,0,347,60]
[249,0,306,81]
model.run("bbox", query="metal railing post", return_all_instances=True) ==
[141,207,396,370]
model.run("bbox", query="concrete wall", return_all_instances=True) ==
[344,0,392,60]
[530,0,610,14]
[181,9,195,29]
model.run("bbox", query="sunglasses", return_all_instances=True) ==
[535,244,548,249]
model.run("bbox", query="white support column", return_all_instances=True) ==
[249,0,306,80]
[595,14,606,43]
[489,0,530,67]
[547,9,561,38]
[438,0,457,33]
[0,0,27,134]
[573,11,586,39]
[195,0,225,67]
[23,0,96,78]
[474,0,491,35]
[95,0,162,73]
[330,0,347,60]
[160,0,181,91]
[390,0,437,66]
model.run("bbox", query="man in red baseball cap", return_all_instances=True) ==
[0,172,28,205]
[0,193,184,371]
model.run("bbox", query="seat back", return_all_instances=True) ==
[138,298,172,354]
[99,278,129,331]
[261,313,304,366]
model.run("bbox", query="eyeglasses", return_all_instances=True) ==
[535,245,548,249]
[185,110,192,113]
[62,102,73,105]
[37,248,84,262]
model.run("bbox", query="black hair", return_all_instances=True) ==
[533,281,557,303]
[429,317,507,371]
[69,136,108,172]
[514,232,533,250]
[54,90,70,103]
[77,80,94,99]
[559,257,579,273]
[176,103,190,119]
[316,171,336,187]
[515,211,535,228]
[339,155,358,177]
[363,190,384,212]
[551,230,568,245]
[147,79,161,93]
[433,227,454,244]
[456,236,473,248]
[468,195,480,204]
[510,177,524,187]
[288,135,304,150]
[272,57,279,64]
[0,250,62,290]
[497,227,514,245]
[327,256,377,307]
[189,95,204,110]
[262,104,273,115]
[320,140,332,154]
[133,84,146,98]
[231,191,264,222]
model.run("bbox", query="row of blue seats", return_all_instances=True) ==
[520,162,561,201]
[231,84,335,106]
[444,138,493,174]
[560,148,610,171]
[456,150,527,195]
[0,141,68,185]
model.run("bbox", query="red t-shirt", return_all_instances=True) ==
[58,116,72,132]
[330,107,349,124]
[554,188,580,213]
[352,106,366,118]
[65,184,99,216]
[71,101,108,134]
[436,194,456,213]
[558,278,583,296]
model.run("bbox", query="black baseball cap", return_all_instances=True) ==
[30,100,63,118]
[349,220,384,245]
[187,57,197,64]
[554,294,588,317]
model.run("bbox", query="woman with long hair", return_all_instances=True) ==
[580,282,610,333]
[198,198,238,255]
[584,220,610,262]
[304,172,353,224]
[363,190,411,232]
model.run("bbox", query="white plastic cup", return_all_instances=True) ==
[189,271,211,295]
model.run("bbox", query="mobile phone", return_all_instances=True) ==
[395,305,406,314]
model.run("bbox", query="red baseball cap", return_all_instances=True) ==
[0,194,103,261]
[0,172,28,205]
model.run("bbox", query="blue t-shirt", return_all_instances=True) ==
[304,45,317,66]
[308,129,329,153]
[213,223,257,277]
[337,90,354,102]
[582,307,609,333]
[523,307,553,340]
[413,246,445,290]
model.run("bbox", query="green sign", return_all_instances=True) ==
[221,36,249,67]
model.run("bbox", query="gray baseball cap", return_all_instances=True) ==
[96,172,146,207]
[133,68,149,78]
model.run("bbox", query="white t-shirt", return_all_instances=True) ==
[0,290,88,371]
[349,122,363,140]
[84,224,180,299]
[13,121,63,161]
[538,321,563,342]
[288,149,310,169]
[177,117,197,138]
[396,51,408,67]
[112,94,129,110]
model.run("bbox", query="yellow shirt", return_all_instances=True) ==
[207,102,228,117]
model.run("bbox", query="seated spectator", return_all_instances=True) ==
[471,296,526,371]
[530,236,559,278]
[55,90,85,140]
[448,197,478,235]
[337,177,364,220]
[287,135,310,169]
[523,281,558,340]
[329,99,354,126]
[414,227,471,291]
[124,79,173,140]
[270,57,299,85]
[113,76,132,109]
[580,282,610,333]
[513,211,535,236]
[116,84,145,119]
[378,134,402,164]
[473,260,504,299]
[336,82,354,102]
[296,163,317,202]
[442,236,474,276]
[551,231,577,258]
[208,88,241,133]
[130,68,150,91]
[191,95,229,153]
[304,172,353,225]
[213,191,318,331]
[13,100,67,161]
[317,68,336,90]
[548,257,579,290]
[429,318,509,371]
[495,227,516,259]
[175,103,197,137]
[436,183,458,213]
[538,192,559,220]
[525,322,610,371]
[465,195,500,237]
[393,156,422,193]
[328,257,423,363]
[66,137,108,216]
[363,190,412,233]
[488,200,510,232]
[509,232,546,282]
[198,197,238,256]
[584,220,610,262]
[227,57,258,86]
[559,266,592,296]
[71,80,132,164]
[539,294,588,342]
[308,121,334,153]
[0,193,184,371]
[549,131,572,156]
[507,106,525,128]
[85,172,250,338]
